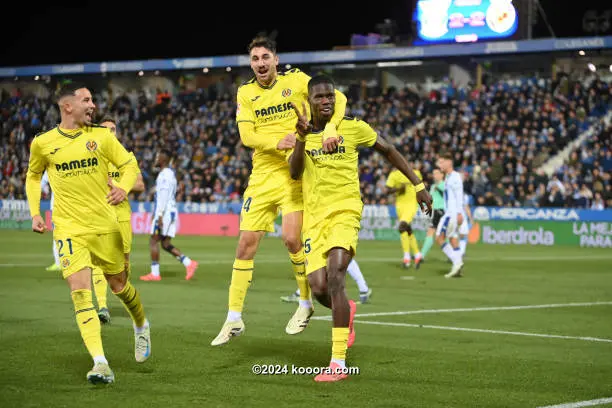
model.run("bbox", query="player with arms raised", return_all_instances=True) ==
[435,152,465,278]
[212,36,348,345]
[288,75,432,382]
[25,83,151,384]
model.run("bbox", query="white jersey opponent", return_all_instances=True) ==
[436,170,464,238]
[150,167,178,237]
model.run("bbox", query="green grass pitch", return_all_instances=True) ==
[1,230,611,408]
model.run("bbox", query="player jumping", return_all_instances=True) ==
[288,75,432,382]
[211,35,348,346]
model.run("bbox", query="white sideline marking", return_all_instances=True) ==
[310,301,612,320]
[537,397,612,408]
[350,320,612,343]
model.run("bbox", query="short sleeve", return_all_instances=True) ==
[386,171,397,188]
[236,88,255,123]
[355,120,378,148]
[27,138,47,174]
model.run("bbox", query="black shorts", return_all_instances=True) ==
[430,210,445,228]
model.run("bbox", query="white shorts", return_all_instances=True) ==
[436,214,457,238]
[150,211,178,238]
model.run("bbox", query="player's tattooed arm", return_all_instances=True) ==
[374,134,433,215]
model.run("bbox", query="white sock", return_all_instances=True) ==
[403,252,411,261]
[331,358,346,368]
[52,240,60,266]
[299,300,313,308]
[93,355,108,365]
[134,319,149,334]
[460,238,467,256]
[441,243,456,263]
[414,252,422,259]
[347,259,368,292]
[227,310,242,322]
[151,262,160,277]
[180,255,191,267]
[451,246,463,265]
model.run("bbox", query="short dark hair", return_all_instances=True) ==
[308,75,335,92]
[439,151,453,161]
[248,35,276,54]
[159,149,172,158]
[98,116,116,125]
[56,81,89,102]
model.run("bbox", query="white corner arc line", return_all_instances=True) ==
[351,320,612,343]
[309,301,612,320]
[536,397,612,408]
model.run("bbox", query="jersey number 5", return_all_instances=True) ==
[57,238,73,257]
[304,238,312,254]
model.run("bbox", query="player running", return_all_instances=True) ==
[91,117,145,324]
[25,83,151,385]
[288,75,432,382]
[140,149,198,281]
[386,165,424,269]
[420,168,445,260]
[435,152,465,278]
[457,189,473,257]
[211,35,348,346]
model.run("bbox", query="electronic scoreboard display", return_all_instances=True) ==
[413,0,520,44]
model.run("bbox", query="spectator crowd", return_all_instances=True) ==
[1,73,610,210]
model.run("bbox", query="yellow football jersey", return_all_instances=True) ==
[236,68,345,175]
[296,117,378,229]
[26,125,138,236]
[386,168,423,211]
[108,152,140,222]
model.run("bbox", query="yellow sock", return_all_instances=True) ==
[289,250,310,302]
[409,234,420,256]
[331,327,350,361]
[228,259,253,313]
[92,267,108,309]
[400,232,411,254]
[113,281,146,327]
[71,289,105,359]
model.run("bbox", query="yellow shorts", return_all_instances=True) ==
[118,220,132,254]
[240,170,303,232]
[397,205,417,224]
[303,212,361,275]
[54,232,125,279]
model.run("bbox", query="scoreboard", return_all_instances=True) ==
[413,0,523,44]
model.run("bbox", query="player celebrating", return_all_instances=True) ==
[280,259,372,304]
[211,35,348,346]
[41,170,61,272]
[421,168,445,260]
[92,117,145,324]
[140,149,198,281]
[25,83,151,385]
[435,152,464,278]
[288,75,432,382]
[386,164,424,269]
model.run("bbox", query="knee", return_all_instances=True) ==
[327,272,345,294]
[282,232,302,254]
[399,222,412,235]
[308,273,327,296]
[107,271,127,293]
[236,232,261,259]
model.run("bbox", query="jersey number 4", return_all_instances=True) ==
[243,197,253,213]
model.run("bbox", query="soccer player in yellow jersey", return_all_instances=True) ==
[288,75,432,382]
[25,83,151,385]
[211,35,348,345]
[386,165,424,269]
[90,117,145,324]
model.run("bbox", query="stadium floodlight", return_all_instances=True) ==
[203,68,209,73]
[579,50,585,56]
[376,60,423,67]
[34,76,39,81]
[285,64,291,69]
[154,70,160,75]
[138,70,144,76]
[226,67,232,72]
[609,65,612,73]
[587,63,596,72]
